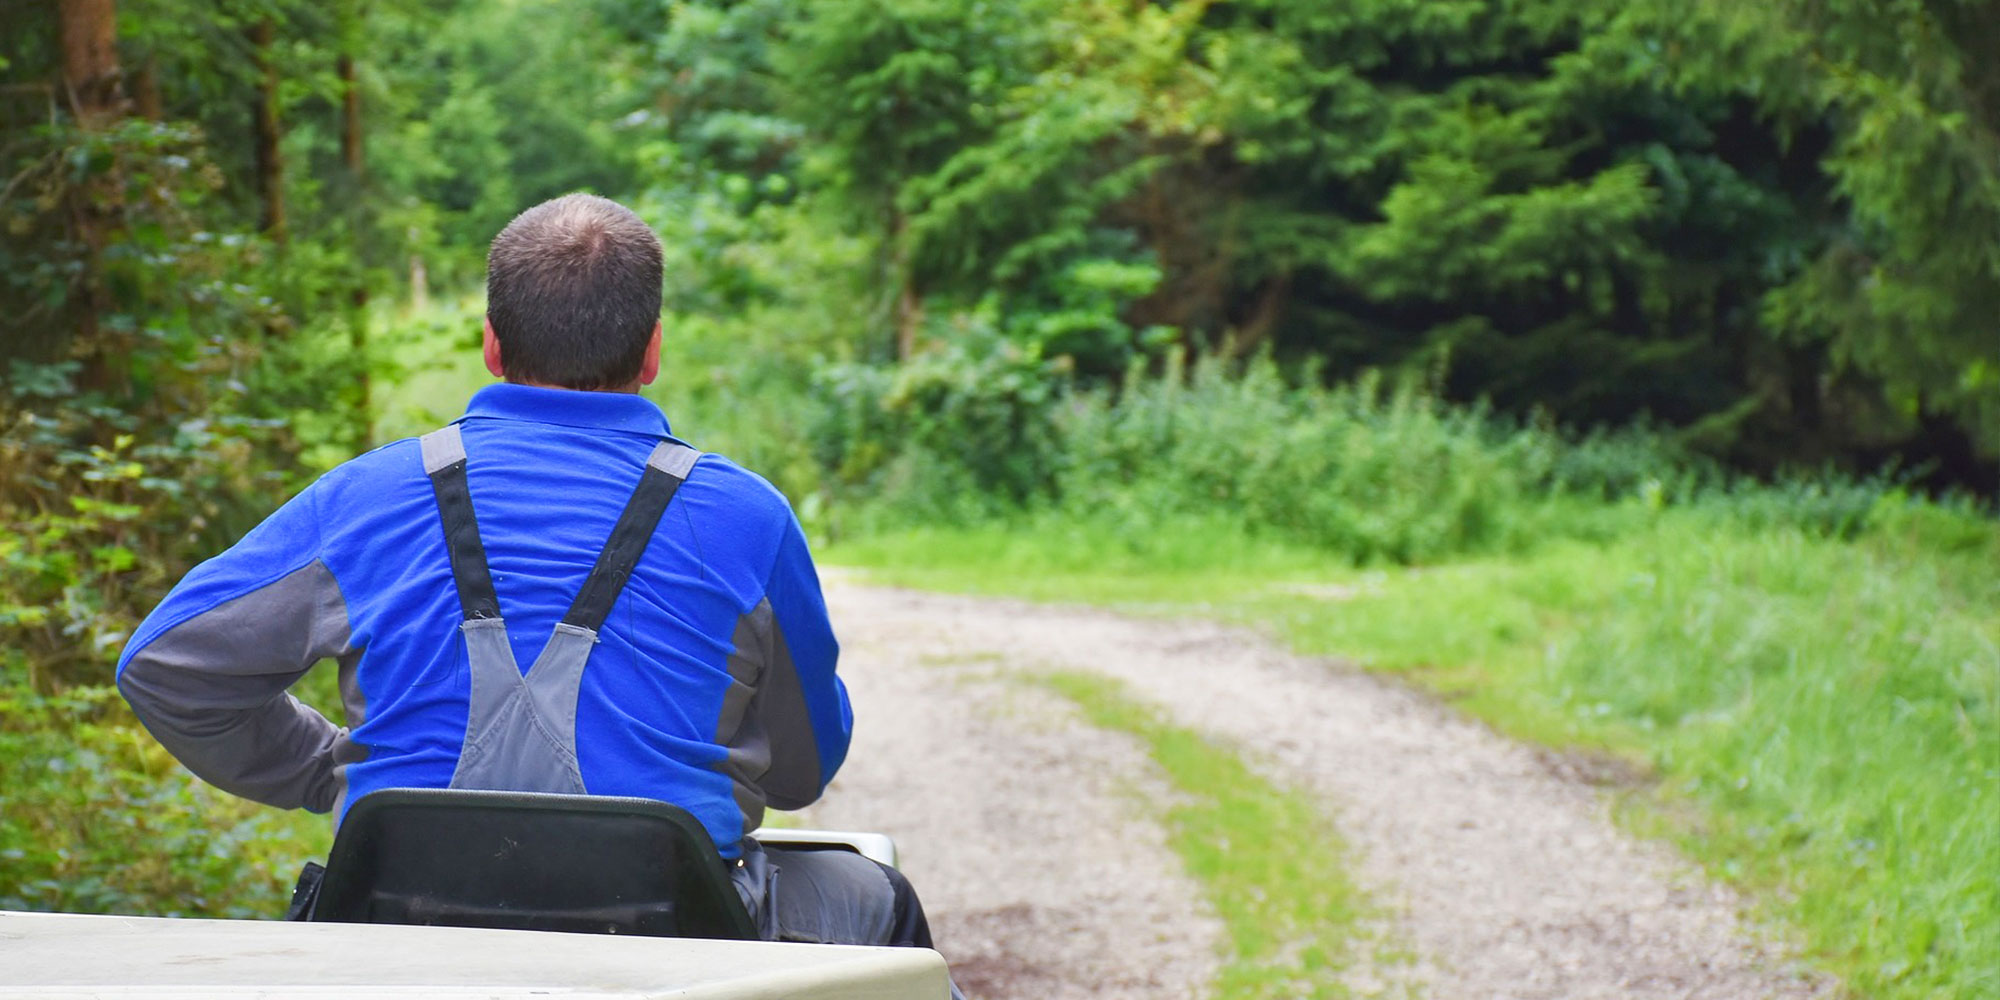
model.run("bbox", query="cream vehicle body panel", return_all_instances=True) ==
[0,911,949,1000]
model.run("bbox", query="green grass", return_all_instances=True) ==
[1037,671,1378,1000]
[826,512,1337,604]
[829,500,2000,1000]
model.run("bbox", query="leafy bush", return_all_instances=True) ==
[817,347,1563,564]
[808,341,1987,568]
[0,114,324,689]
[813,325,1072,519]
[0,680,328,917]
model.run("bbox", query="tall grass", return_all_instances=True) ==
[819,348,1895,561]
[1056,357,1549,564]
[1281,509,1997,997]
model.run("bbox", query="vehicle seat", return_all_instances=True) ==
[310,788,757,940]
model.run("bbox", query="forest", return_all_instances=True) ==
[2,1,1996,998]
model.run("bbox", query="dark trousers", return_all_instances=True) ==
[732,843,960,998]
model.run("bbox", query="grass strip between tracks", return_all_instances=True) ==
[1038,670,1380,1000]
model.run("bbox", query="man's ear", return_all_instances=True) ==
[639,322,662,387]
[482,317,506,380]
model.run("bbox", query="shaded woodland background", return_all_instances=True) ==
[2,2,1996,997]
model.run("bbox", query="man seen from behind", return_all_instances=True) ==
[117,194,954,977]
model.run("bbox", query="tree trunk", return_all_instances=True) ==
[410,253,429,312]
[58,0,124,359]
[341,3,370,448]
[59,0,121,126]
[894,282,924,361]
[132,54,162,120]
[249,18,286,243]
[1228,272,1291,358]
[338,53,363,179]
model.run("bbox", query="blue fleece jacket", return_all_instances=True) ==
[117,384,848,857]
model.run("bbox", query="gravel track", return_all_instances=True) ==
[792,578,1834,1000]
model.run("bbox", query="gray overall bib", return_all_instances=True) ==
[417,424,947,984]
[419,424,700,795]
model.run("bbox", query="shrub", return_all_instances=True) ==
[1060,356,1552,564]
[812,326,1072,519]
[816,346,1563,564]
[0,680,326,917]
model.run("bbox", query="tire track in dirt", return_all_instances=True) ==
[788,583,1223,1000]
[793,578,1833,1000]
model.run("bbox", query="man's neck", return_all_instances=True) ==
[504,378,643,394]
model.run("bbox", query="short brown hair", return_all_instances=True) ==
[486,194,664,389]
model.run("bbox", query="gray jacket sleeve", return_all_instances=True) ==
[117,487,357,813]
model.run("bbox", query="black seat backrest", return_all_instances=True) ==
[311,788,757,941]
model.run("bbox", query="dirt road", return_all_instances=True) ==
[790,578,1832,1000]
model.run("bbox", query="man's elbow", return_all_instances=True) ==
[759,748,833,812]
[117,648,184,738]
[115,647,337,812]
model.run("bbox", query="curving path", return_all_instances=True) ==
[789,578,1833,1000]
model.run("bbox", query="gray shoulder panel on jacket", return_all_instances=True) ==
[118,559,357,813]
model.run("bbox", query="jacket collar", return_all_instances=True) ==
[460,383,672,437]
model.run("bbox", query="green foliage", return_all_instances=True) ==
[1059,355,1547,564]
[0,681,328,917]
[780,0,1036,215]
[650,0,1999,482]
[0,115,319,688]
[812,343,1942,563]
[0,119,331,914]
[0,371,292,685]
[360,0,653,275]
[634,170,877,504]
[813,348,1677,563]
[814,324,1070,518]
[723,0,2000,479]
[1648,0,2000,452]
[0,5,387,919]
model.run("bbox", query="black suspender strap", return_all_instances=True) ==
[421,426,501,621]
[562,441,697,632]
[417,426,700,631]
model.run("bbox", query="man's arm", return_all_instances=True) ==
[747,517,850,811]
[116,484,356,813]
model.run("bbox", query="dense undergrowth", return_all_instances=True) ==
[0,684,329,916]
[816,344,1893,560]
